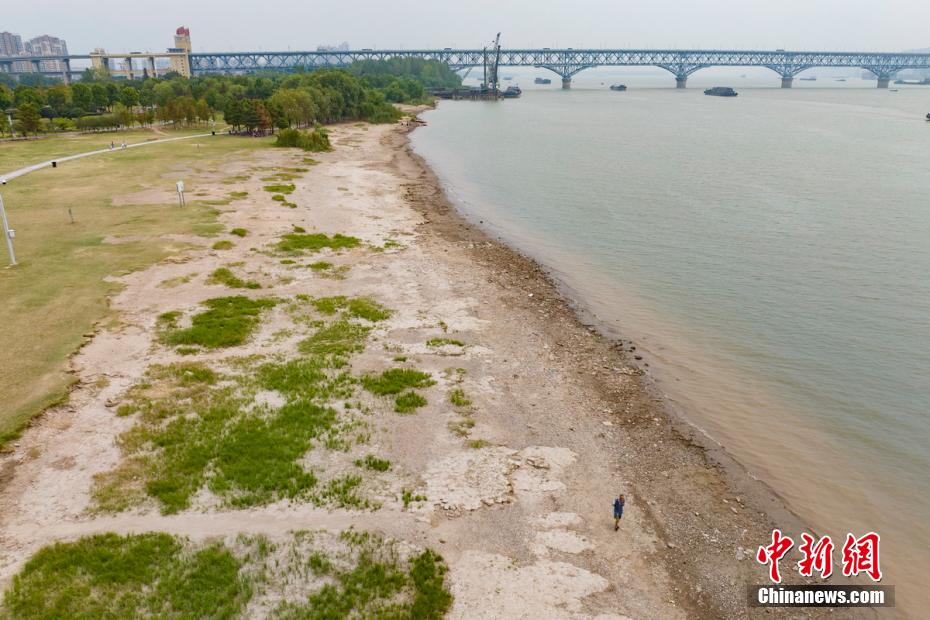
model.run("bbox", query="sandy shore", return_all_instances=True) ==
[0,115,872,617]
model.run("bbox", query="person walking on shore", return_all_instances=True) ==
[613,494,625,531]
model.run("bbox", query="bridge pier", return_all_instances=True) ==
[561,76,571,89]
[675,76,687,89]
[876,77,890,88]
[781,76,793,88]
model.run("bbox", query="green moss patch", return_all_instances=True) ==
[230,228,248,237]
[212,240,234,250]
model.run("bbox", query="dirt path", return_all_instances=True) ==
[0,119,869,618]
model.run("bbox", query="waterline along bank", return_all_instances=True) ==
[410,86,930,615]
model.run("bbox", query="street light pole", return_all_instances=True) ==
[0,192,17,266]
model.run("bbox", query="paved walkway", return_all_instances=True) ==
[1,132,214,183]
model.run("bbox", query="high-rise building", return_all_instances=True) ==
[0,31,31,73]
[25,34,69,72]
[0,31,25,56]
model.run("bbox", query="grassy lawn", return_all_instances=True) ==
[0,127,215,173]
[0,132,272,445]
[2,530,453,619]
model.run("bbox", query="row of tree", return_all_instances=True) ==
[1,60,461,137]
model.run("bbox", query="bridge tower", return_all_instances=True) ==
[169,26,192,77]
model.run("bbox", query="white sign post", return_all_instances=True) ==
[0,192,17,266]
[176,180,185,207]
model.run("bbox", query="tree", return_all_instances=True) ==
[71,83,94,112]
[16,103,42,136]
[0,84,13,111]
[120,87,140,109]
[91,83,109,111]
[46,85,70,115]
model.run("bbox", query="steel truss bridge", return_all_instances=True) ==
[187,48,930,88]
[3,48,930,88]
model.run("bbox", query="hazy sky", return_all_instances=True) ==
[4,0,929,54]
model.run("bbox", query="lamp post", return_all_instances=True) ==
[0,191,17,266]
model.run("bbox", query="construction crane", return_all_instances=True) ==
[481,33,502,96]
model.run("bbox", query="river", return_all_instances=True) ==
[410,70,930,613]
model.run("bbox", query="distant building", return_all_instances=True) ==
[0,31,31,73]
[317,42,350,52]
[0,31,24,55]
[25,34,69,72]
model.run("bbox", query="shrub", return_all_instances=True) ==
[275,127,332,152]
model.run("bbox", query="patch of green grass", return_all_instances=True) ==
[449,388,472,408]
[161,296,278,349]
[212,240,234,250]
[312,474,369,509]
[257,358,355,402]
[277,233,361,254]
[292,225,306,233]
[298,320,371,358]
[0,131,271,446]
[280,259,296,265]
[263,183,295,194]
[401,488,428,510]
[312,296,391,322]
[361,368,434,396]
[0,533,249,619]
[302,158,319,165]
[207,267,261,290]
[308,261,332,271]
[210,399,336,507]
[394,391,427,414]
[392,355,407,362]
[275,534,452,619]
[271,194,286,202]
[261,173,299,181]
[427,337,465,348]
[355,454,391,472]
[230,228,248,237]
[228,191,248,199]
[467,439,490,449]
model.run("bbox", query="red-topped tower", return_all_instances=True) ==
[168,27,192,77]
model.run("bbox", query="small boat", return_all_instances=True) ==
[836,78,847,82]
[926,113,930,121]
[534,77,552,85]
[502,85,522,98]
[895,78,930,85]
[800,76,817,81]
[609,84,627,91]
[704,86,738,97]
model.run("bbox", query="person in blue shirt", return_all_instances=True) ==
[613,494,625,531]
